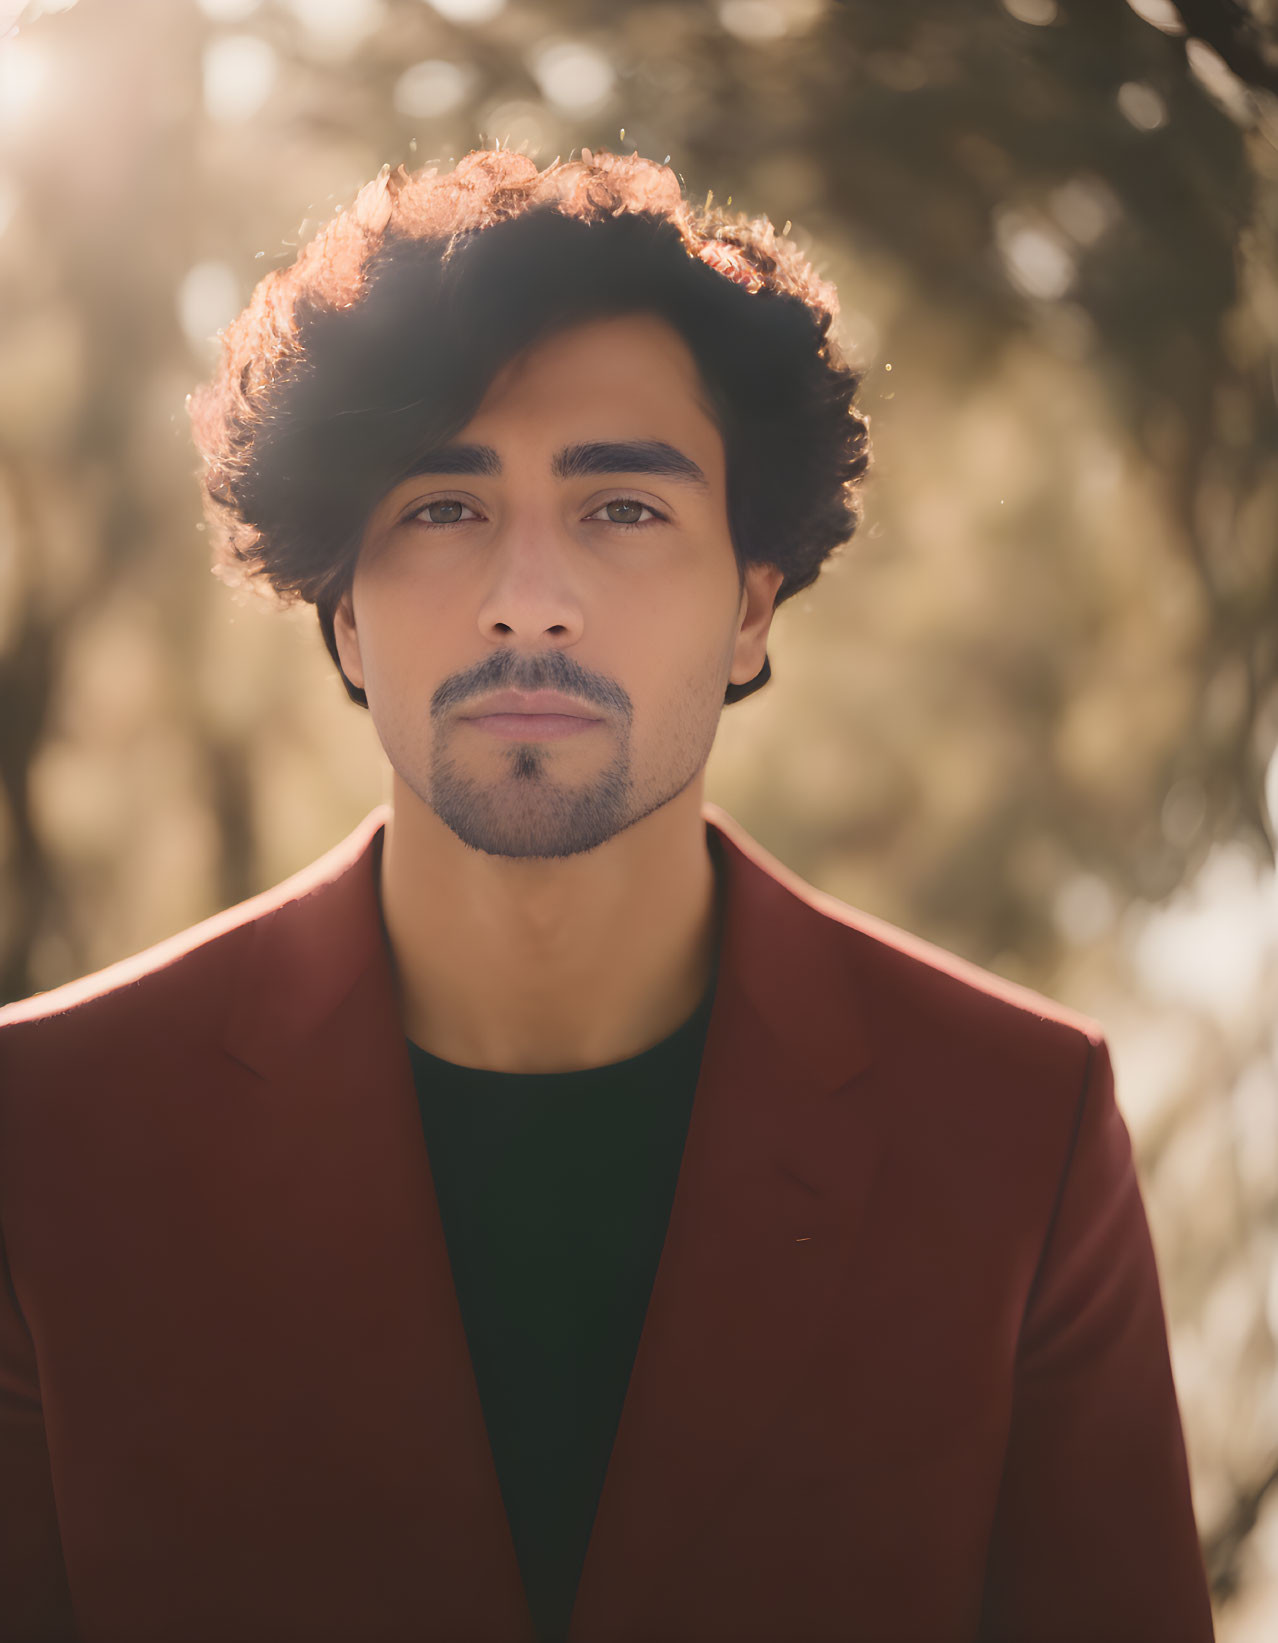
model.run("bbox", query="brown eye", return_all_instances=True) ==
[423,499,465,524]
[593,497,667,528]
[604,499,645,524]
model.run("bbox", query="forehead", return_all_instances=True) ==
[471,310,721,433]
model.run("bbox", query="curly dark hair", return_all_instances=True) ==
[186,146,871,707]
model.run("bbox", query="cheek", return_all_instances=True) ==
[635,620,737,724]
[628,563,731,643]
[357,575,450,669]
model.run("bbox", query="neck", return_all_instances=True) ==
[376,771,720,1074]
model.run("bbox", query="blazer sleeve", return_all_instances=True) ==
[0,1201,78,1640]
[977,1033,1216,1643]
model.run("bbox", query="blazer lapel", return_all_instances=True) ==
[568,803,886,1640]
[221,807,536,1641]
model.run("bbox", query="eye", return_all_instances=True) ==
[407,498,480,527]
[588,497,667,529]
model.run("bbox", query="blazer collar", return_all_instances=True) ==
[221,806,391,1085]
[223,799,876,1102]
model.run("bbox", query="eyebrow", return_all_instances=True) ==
[399,439,709,492]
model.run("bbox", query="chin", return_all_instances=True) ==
[423,751,636,860]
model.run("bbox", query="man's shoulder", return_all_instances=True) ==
[706,802,1103,1061]
[0,807,388,1049]
[811,874,1098,1043]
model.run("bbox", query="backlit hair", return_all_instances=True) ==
[186,146,871,706]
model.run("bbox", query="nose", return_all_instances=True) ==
[474,521,587,648]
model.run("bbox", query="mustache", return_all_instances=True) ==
[431,653,632,720]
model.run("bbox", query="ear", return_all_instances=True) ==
[729,562,785,688]
[331,587,366,692]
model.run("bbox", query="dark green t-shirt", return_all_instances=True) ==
[406,937,719,1643]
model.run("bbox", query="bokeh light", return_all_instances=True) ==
[393,58,475,119]
[202,32,278,124]
[528,40,614,116]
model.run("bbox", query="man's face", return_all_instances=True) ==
[333,309,782,860]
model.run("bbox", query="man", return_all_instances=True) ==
[0,148,1213,1642]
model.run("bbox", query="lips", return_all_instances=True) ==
[461,690,602,720]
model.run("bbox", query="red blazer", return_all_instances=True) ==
[0,803,1214,1643]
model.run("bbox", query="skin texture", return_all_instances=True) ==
[333,311,784,1073]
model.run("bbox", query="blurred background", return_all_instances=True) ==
[2,0,1276,1631]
